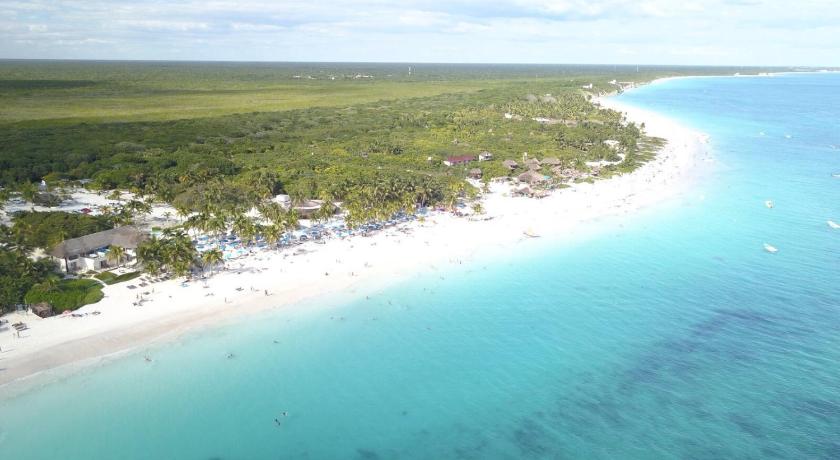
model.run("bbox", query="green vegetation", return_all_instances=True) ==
[10,211,113,249]
[136,229,198,277]
[24,278,104,312]
[94,270,141,285]
[0,61,795,310]
[0,246,56,314]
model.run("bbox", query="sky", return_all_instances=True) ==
[1,0,838,66]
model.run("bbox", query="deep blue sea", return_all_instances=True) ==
[1,73,839,459]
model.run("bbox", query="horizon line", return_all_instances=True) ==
[0,58,834,69]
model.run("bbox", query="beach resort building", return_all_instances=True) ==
[524,158,542,170]
[293,200,324,218]
[443,155,476,167]
[517,171,548,185]
[502,160,518,170]
[49,226,147,273]
[271,194,323,218]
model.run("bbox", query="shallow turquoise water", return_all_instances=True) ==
[1,73,839,459]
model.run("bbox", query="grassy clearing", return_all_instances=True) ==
[0,80,501,125]
[94,271,141,285]
[24,278,104,311]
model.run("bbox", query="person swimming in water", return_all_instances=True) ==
[274,418,282,427]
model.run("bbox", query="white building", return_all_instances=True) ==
[49,226,147,273]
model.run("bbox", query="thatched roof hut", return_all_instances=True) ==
[31,302,53,318]
[468,168,483,179]
[49,226,147,259]
[542,157,561,166]
[552,166,583,180]
[502,160,518,170]
[518,171,547,185]
[513,186,532,196]
[524,159,541,170]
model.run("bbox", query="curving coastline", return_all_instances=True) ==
[0,87,713,390]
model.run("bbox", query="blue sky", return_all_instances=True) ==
[1,0,838,65]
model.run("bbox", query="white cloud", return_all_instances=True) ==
[231,22,286,32]
[116,20,210,31]
[0,0,837,65]
[397,10,451,27]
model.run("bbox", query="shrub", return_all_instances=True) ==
[24,279,104,311]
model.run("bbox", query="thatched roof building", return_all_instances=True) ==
[518,171,548,185]
[502,160,518,170]
[542,157,561,166]
[49,226,147,259]
[552,166,584,181]
[524,159,542,170]
[468,168,483,179]
[30,302,53,318]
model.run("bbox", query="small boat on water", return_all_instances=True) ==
[828,220,840,229]
[523,228,540,238]
[833,173,840,178]
[764,243,778,254]
[765,200,774,209]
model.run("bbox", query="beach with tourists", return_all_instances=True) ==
[0,86,711,388]
[3,0,840,457]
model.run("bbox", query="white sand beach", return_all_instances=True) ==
[0,94,713,387]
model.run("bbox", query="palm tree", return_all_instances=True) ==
[262,224,283,249]
[201,249,224,276]
[106,245,126,268]
[313,193,338,224]
[40,275,60,294]
[250,169,279,200]
[231,214,256,244]
[184,212,210,237]
[258,201,285,225]
[137,237,164,276]
[164,231,198,278]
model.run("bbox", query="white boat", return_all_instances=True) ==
[833,173,840,178]
[764,243,778,254]
[523,228,540,238]
[829,220,840,229]
[765,200,774,209]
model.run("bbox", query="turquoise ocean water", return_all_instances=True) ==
[1,73,839,459]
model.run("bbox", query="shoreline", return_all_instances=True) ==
[0,89,713,391]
